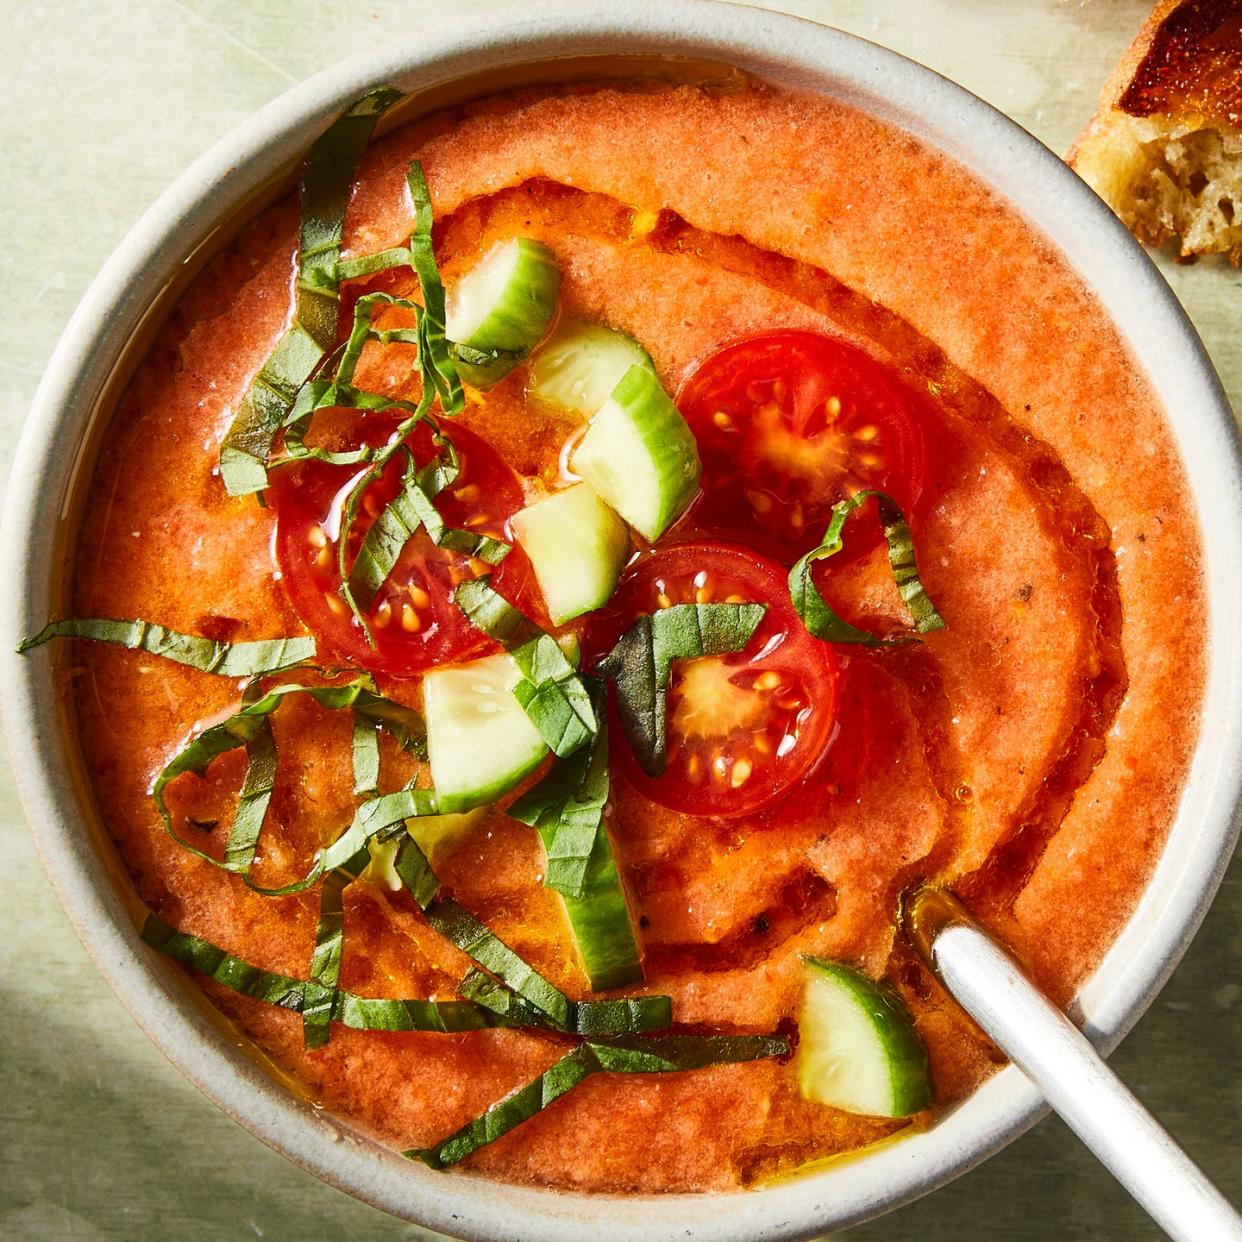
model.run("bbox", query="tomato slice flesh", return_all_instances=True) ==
[272,418,525,676]
[591,541,838,818]
[677,330,925,559]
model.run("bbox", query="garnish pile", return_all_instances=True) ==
[22,86,950,1168]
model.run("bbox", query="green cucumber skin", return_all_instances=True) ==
[542,824,643,991]
[803,956,932,1116]
[527,320,656,416]
[572,364,702,542]
[448,238,561,388]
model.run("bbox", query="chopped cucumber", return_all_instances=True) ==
[445,238,561,388]
[424,653,548,812]
[571,364,702,541]
[542,826,643,992]
[511,483,632,625]
[797,957,931,1118]
[528,319,656,416]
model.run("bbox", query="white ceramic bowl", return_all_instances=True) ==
[4,3,1240,1239]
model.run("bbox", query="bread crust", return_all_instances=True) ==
[1069,1,1242,262]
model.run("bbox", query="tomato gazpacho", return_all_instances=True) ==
[24,75,1204,1192]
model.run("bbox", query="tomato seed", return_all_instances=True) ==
[695,585,713,604]
[746,489,772,514]
[754,732,773,755]
[825,395,842,418]
[325,592,348,617]
[401,603,422,632]
[858,451,883,469]
[855,424,880,442]
[712,755,728,783]
[685,754,703,783]
[752,670,782,692]
[307,525,328,548]
[454,483,480,503]
[725,593,747,604]
[789,503,804,529]
[731,758,753,788]
[374,601,393,629]
[775,694,802,711]
[315,547,332,571]
[712,410,733,430]
[657,592,673,610]
[409,584,431,609]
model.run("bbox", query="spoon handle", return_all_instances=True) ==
[907,890,1242,1242]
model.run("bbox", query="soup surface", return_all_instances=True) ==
[61,76,1203,1192]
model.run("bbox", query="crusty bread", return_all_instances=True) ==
[1069,0,1242,263]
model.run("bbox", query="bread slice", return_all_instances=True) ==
[1068,0,1242,264]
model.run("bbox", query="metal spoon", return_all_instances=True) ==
[904,887,1242,1242]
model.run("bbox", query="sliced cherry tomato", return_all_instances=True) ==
[272,418,525,676]
[677,330,925,559]
[590,541,839,818]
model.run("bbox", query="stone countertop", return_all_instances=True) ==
[1,2,1237,1239]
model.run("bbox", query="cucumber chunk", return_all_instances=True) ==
[511,483,632,624]
[424,653,548,812]
[528,319,656,416]
[797,956,931,1117]
[571,364,702,541]
[445,238,560,388]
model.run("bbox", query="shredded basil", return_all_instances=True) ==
[596,602,766,776]
[788,491,946,645]
[406,1032,788,1169]
[18,618,314,676]
[152,676,424,874]
[219,87,402,496]
[407,161,463,415]
[142,915,521,1033]
[302,846,371,1048]
[454,580,596,757]
[422,896,572,1030]
[509,682,610,899]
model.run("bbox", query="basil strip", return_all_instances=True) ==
[509,681,610,899]
[455,580,596,757]
[141,916,519,1032]
[458,967,668,1040]
[219,87,402,496]
[596,602,766,777]
[406,1033,789,1169]
[407,161,463,415]
[18,618,314,676]
[248,785,441,899]
[333,246,413,283]
[154,677,425,876]
[302,848,369,1049]
[788,491,946,645]
[422,896,571,1030]
[351,714,381,797]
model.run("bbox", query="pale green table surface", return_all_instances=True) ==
[2,2,1239,1239]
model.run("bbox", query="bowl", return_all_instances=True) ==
[4,2,1241,1238]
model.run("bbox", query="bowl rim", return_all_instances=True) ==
[4,2,1241,1239]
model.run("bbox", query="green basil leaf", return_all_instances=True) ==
[142,915,521,1033]
[787,491,946,645]
[596,602,766,776]
[302,854,365,1049]
[405,1032,788,1169]
[422,896,571,1030]
[509,680,610,898]
[454,580,597,756]
[152,677,424,876]
[18,618,314,676]
[407,161,463,415]
[333,246,413,283]
[351,714,381,797]
[220,87,402,496]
